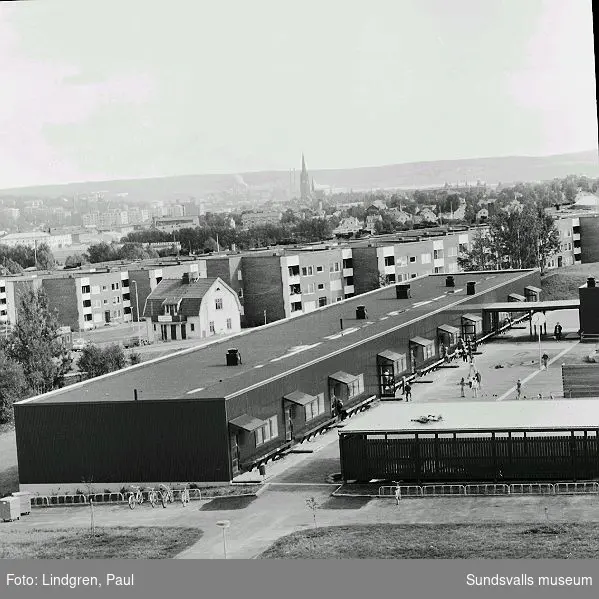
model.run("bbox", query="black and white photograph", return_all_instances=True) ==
[1,0,599,578]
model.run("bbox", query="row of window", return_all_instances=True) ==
[208,318,233,333]
[82,297,122,308]
[83,308,128,322]
[81,281,128,295]
[383,247,461,268]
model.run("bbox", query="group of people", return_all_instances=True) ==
[440,337,476,364]
[460,369,483,398]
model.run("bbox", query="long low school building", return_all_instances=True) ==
[339,400,599,483]
[14,269,541,493]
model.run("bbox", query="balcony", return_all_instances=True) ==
[573,233,580,241]
[81,292,91,302]
[434,258,445,268]
[342,267,353,277]
[123,299,131,308]
[574,246,582,254]
[289,292,302,303]
[288,274,301,286]
[344,285,355,295]
[384,264,395,275]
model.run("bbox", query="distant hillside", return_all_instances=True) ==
[1,150,598,201]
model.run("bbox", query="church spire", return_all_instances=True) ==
[300,153,311,201]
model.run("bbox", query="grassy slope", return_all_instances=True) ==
[541,262,599,301]
[260,523,599,559]
[0,527,202,559]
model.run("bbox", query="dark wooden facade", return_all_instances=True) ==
[340,429,599,482]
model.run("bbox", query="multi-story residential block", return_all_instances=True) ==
[166,204,186,218]
[82,212,100,227]
[546,216,582,270]
[42,269,132,332]
[350,230,472,294]
[152,215,200,232]
[0,231,72,250]
[241,247,353,326]
[143,274,242,342]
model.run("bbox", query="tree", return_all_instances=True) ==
[85,242,119,263]
[78,344,126,379]
[118,243,159,261]
[0,257,23,275]
[4,288,72,395]
[0,349,28,423]
[35,243,55,270]
[532,205,561,275]
[457,228,497,271]
[64,253,89,268]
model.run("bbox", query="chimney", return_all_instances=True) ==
[588,277,596,288]
[445,275,455,288]
[182,272,190,284]
[466,281,476,295]
[226,348,240,366]
[395,283,411,299]
[356,305,367,320]
[134,389,138,401]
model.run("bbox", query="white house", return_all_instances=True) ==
[143,274,242,342]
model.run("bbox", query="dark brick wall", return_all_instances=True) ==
[241,256,285,326]
[42,278,79,330]
[580,216,599,263]
[351,247,381,294]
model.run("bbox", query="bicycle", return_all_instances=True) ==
[159,484,174,508]
[147,487,158,508]
[128,485,144,510]
[180,485,190,506]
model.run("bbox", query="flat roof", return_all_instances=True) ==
[20,270,535,405]
[340,400,599,434]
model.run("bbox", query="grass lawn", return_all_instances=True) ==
[260,523,599,559]
[541,261,599,301]
[0,527,203,559]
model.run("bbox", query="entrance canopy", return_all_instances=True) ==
[283,391,317,406]
[229,414,265,432]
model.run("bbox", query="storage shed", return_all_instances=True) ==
[339,400,599,483]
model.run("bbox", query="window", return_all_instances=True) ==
[447,247,457,257]
[156,277,162,284]
[164,304,178,315]
[226,318,232,329]
[82,299,91,308]
[302,265,314,276]
[305,393,325,421]
[396,255,407,267]
[318,297,327,307]
[329,261,340,273]
[316,265,324,273]
[124,306,131,314]
[122,279,129,288]
[421,253,431,264]
[304,283,315,294]
[0,286,5,293]
[81,285,91,294]
[433,249,444,259]
[256,416,278,446]
[317,283,325,290]
[411,273,417,278]
[209,321,215,333]
[215,298,223,310]
[84,314,92,322]
[434,266,444,274]
[291,301,302,312]
[102,285,107,291]
[409,256,416,263]
[112,297,120,304]
[336,296,343,302]
[123,293,130,301]
[288,265,300,277]
[385,274,396,284]
[103,299,109,305]
[111,282,120,290]
[307,266,313,275]
[190,323,195,331]
[384,256,395,266]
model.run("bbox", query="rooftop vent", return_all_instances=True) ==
[356,305,367,320]
[445,275,455,288]
[466,281,476,295]
[396,283,411,299]
[588,277,596,288]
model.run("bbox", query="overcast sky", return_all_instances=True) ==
[0,0,597,188]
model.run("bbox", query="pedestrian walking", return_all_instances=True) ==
[475,370,482,393]
[333,397,347,421]
[554,322,563,342]
[516,379,522,400]
[404,382,412,402]
[459,377,466,398]
[471,377,479,398]
[541,353,549,370]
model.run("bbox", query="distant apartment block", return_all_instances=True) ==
[42,269,132,332]
[152,215,200,232]
[241,210,282,229]
[241,247,353,326]
[350,230,472,294]
[0,231,72,250]
[0,275,41,327]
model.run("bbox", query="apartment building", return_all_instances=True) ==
[152,215,200,232]
[0,231,72,250]
[545,216,582,270]
[0,275,41,327]
[42,269,132,332]
[241,247,353,326]
[350,230,471,294]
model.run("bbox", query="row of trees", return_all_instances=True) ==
[458,202,560,275]
[0,243,54,274]
[0,288,136,424]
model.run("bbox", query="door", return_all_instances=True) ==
[230,433,240,475]
[284,406,294,441]
[181,324,187,340]
[171,324,177,340]
[378,363,395,397]
[558,256,563,267]
[104,311,111,323]
[161,325,168,341]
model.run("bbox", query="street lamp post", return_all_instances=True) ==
[215,520,230,559]
[131,280,141,342]
[531,312,546,371]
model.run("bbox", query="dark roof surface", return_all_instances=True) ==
[21,270,536,405]
[143,278,219,318]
